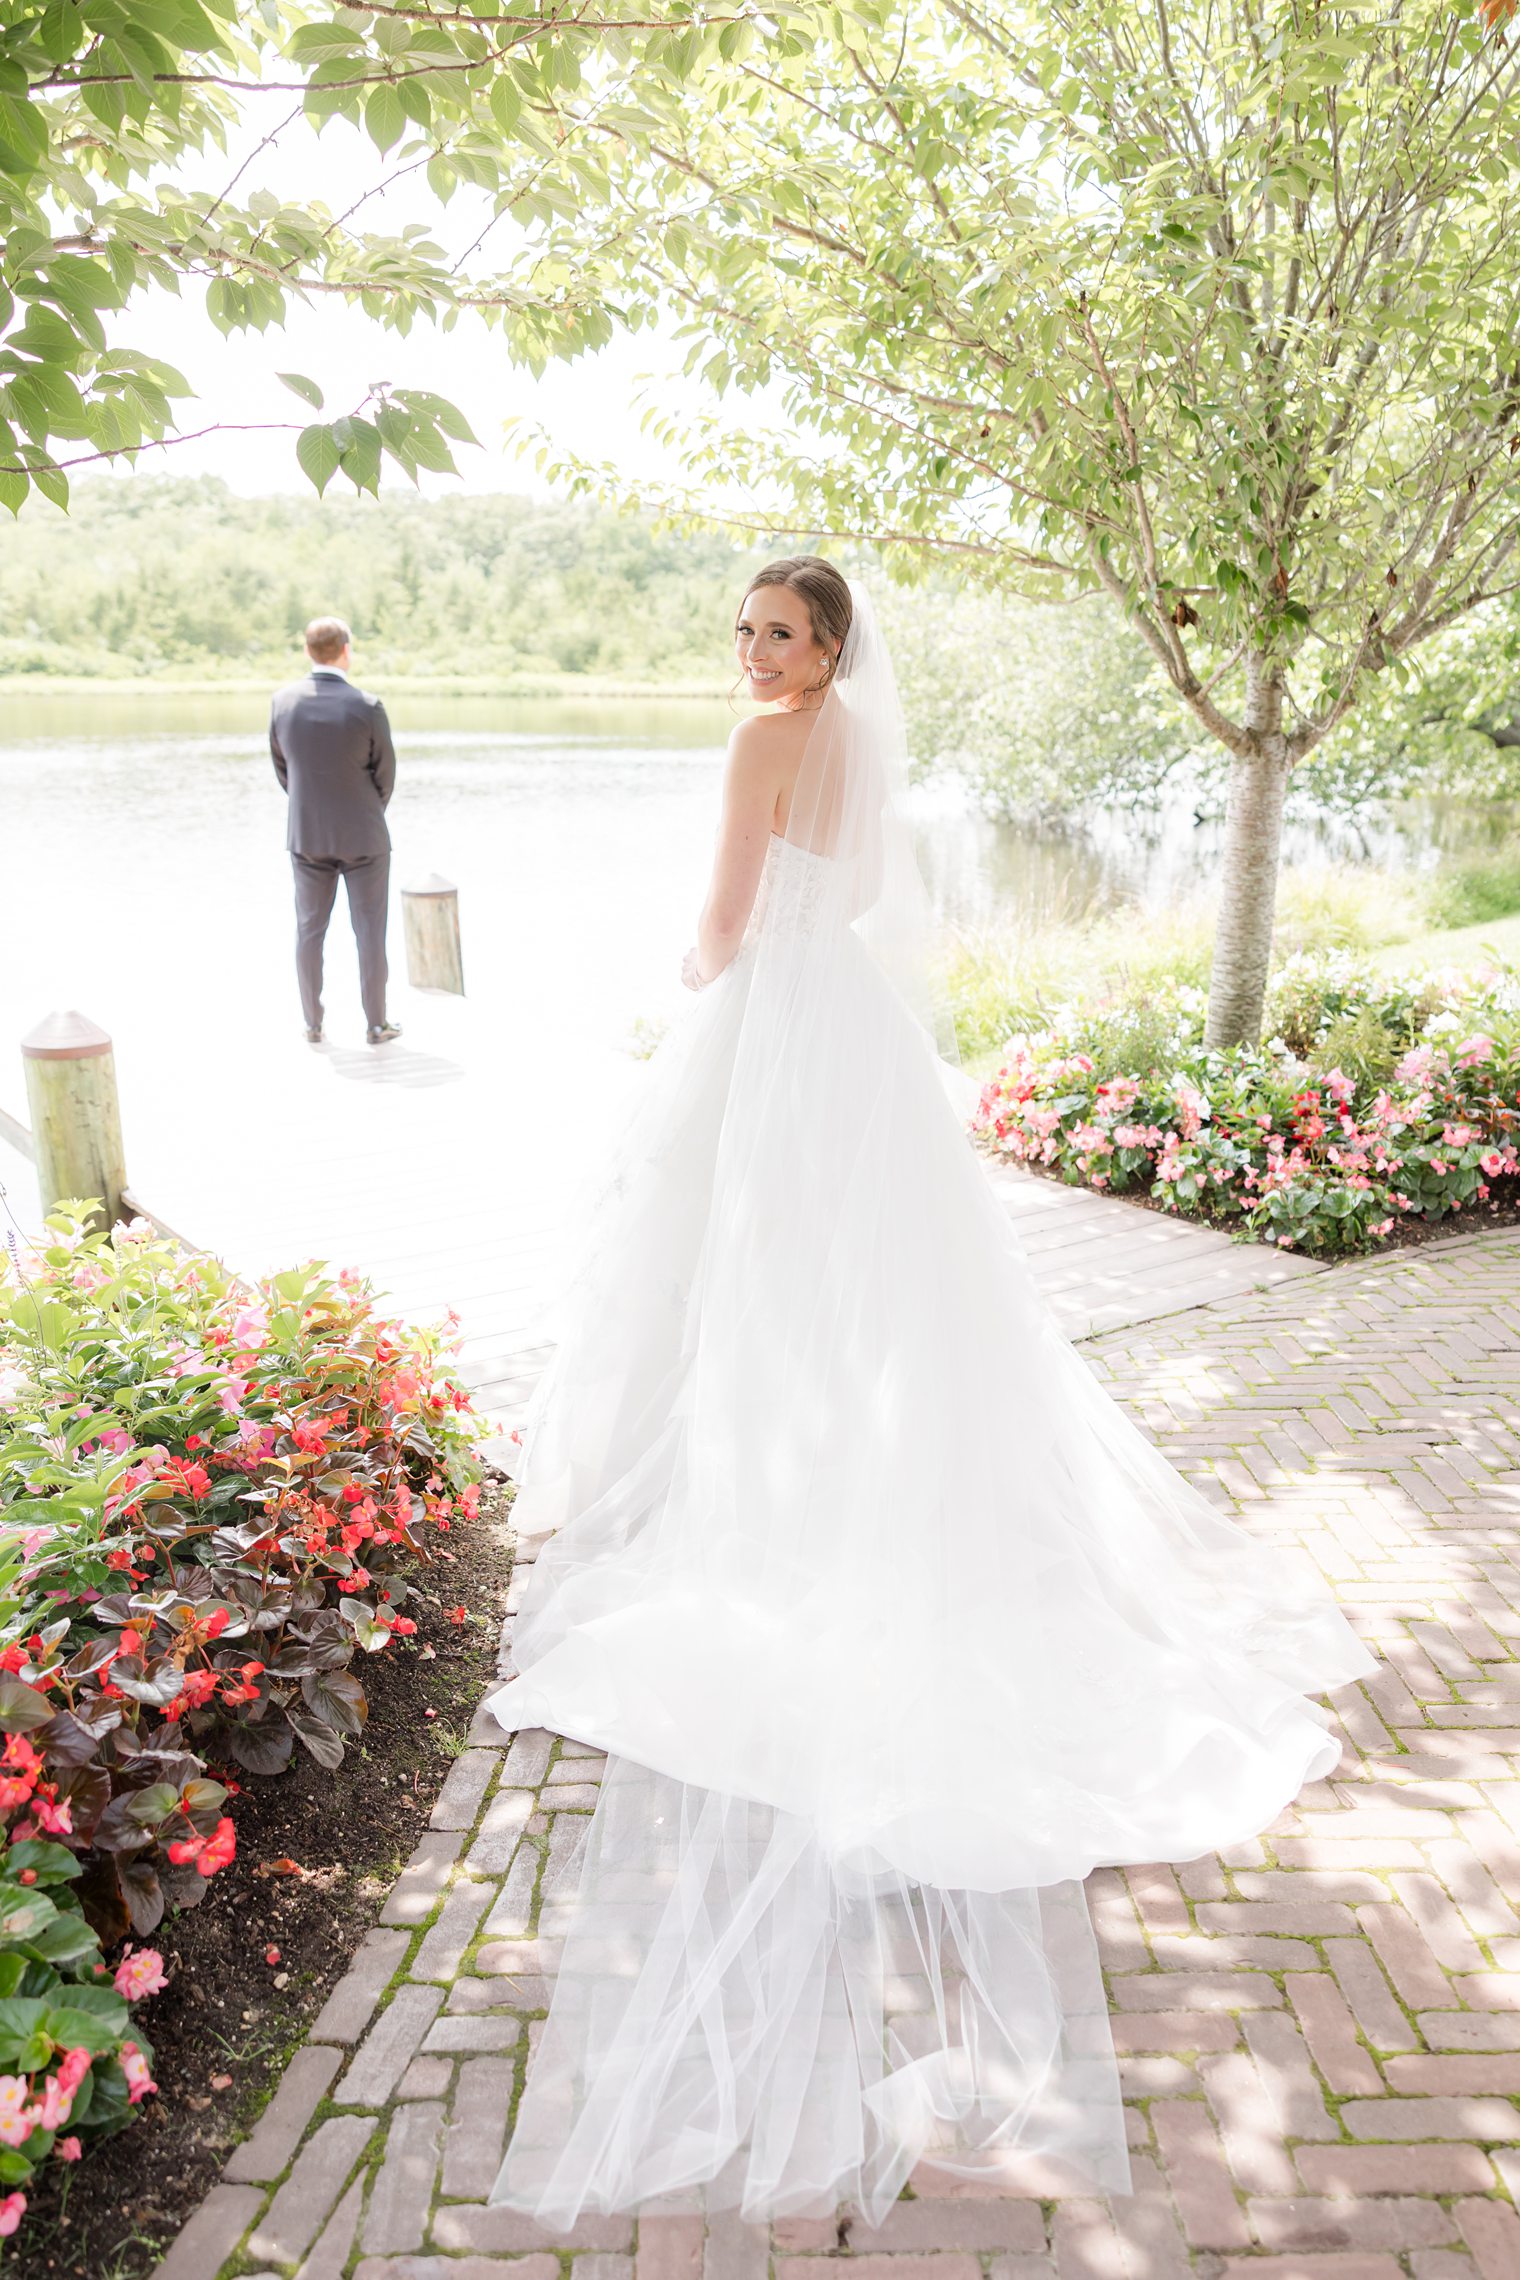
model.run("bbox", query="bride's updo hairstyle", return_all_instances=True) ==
[740,555,853,693]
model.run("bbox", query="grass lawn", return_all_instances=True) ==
[1370,910,1520,974]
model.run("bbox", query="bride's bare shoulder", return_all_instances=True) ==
[729,709,799,744]
[726,710,812,767]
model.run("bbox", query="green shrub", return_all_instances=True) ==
[1305,1007,1401,1091]
[1064,989,1202,1080]
[1272,864,1427,954]
[941,936,1058,1061]
[1426,848,1520,930]
[1263,952,1439,1059]
[946,861,1437,1072]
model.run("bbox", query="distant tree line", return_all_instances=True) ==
[3,478,1514,839]
[0,477,748,683]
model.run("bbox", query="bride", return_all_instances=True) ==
[484,558,1374,2226]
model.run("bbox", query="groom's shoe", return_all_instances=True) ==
[304,1022,323,1043]
[367,1020,402,1045]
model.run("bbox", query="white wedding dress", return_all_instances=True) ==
[484,587,1374,2226]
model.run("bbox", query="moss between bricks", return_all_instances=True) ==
[207,1734,598,2274]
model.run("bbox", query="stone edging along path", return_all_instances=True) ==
[156,1223,1520,2279]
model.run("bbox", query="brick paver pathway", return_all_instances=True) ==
[156,1226,1520,2280]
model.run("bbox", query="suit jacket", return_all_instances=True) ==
[269,668,396,859]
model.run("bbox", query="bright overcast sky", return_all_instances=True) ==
[104,102,753,502]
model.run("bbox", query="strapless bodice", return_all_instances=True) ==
[756,828,835,939]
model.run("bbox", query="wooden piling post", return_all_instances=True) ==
[401,874,465,995]
[21,1011,128,1231]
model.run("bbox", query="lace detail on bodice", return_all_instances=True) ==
[748,831,836,946]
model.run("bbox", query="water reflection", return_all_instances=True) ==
[2,688,1514,977]
[911,778,1518,942]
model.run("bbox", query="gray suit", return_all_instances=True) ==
[269,667,397,1031]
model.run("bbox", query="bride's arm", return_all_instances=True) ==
[685,721,782,987]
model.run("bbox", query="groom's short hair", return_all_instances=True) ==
[304,616,351,664]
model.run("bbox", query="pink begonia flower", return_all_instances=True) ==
[231,1307,270,1350]
[0,2078,33,2149]
[30,1794,72,1837]
[217,1376,251,1415]
[1456,1033,1495,1066]
[1394,1043,1435,1085]
[120,2043,157,2104]
[55,2136,81,2162]
[0,2191,24,2235]
[1481,1149,1507,1177]
[113,1947,168,2002]
[55,2050,91,2098]
[95,1427,132,1456]
[32,2074,73,2132]
[20,1529,48,1562]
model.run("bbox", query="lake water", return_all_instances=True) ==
[0,684,1508,1359]
[3,686,1499,1039]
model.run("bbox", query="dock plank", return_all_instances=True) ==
[2,992,1325,1428]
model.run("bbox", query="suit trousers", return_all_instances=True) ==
[291,851,390,1031]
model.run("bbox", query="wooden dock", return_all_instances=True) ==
[2,983,1322,1444]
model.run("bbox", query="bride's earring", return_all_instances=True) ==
[804,652,837,698]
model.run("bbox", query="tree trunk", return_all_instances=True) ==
[1203,658,1290,1052]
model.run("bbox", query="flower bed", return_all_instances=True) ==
[971,954,1520,1256]
[0,1206,486,2234]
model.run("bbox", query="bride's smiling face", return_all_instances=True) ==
[734,584,832,708]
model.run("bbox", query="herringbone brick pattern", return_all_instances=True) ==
[161,1226,1520,2280]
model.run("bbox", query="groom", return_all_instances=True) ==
[270,616,401,1046]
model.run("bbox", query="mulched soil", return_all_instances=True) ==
[9,1481,516,2280]
[1009,1153,1520,1261]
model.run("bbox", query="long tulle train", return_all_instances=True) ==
[490,1754,1131,2225]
